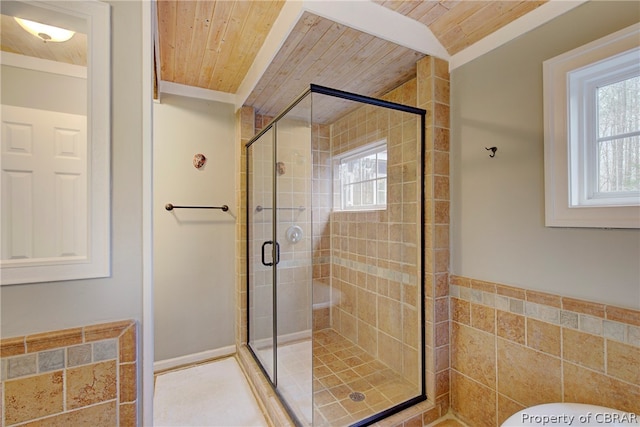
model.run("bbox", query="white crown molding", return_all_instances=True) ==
[0,51,86,78]
[449,0,589,71]
[303,0,448,59]
[158,80,236,104]
[235,0,306,111]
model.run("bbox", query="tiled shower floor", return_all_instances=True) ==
[263,329,418,426]
[312,329,417,426]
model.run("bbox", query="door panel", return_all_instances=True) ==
[248,127,276,382]
[274,97,313,425]
[1,105,86,261]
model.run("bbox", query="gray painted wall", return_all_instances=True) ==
[153,94,236,362]
[1,1,144,336]
[450,1,640,309]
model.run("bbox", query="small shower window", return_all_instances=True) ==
[335,140,387,211]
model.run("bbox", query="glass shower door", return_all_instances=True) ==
[247,92,314,426]
[248,127,276,382]
[274,94,313,426]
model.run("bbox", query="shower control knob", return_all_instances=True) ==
[286,225,303,244]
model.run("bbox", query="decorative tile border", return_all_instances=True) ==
[450,277,640,348]
[2,338,118,381]
[334,256,419,286]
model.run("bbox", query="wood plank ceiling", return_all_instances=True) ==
[157,0,285,93]
[244,11,425,120]
[0,1,550,121]
[156,0,548,121]
[374,0,547,55]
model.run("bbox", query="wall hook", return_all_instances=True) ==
[485,147,497,158]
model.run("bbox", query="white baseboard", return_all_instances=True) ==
[279,329,311,344]
[251,329,312,350]
[153,345,236,373]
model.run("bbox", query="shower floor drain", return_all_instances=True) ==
[349,392,366,402]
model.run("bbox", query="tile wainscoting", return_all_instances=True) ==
[449,275,640,427]
[1,320,137,426]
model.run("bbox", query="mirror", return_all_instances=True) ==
[0,0,110,285]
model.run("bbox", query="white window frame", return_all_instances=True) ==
[543,23,640,228]
[569,49,640,207]
[334,140,387,212]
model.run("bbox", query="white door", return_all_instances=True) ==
[1,105,87,262]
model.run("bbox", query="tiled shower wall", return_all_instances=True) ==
[235,105,254,346]
[450,275,640,427]
[347,54,453,427]
[329,81,422,386]
[311,121,332,331]
[351,56,453,426]
[415,56,452,417]
[0,320,137,426]
[272,117,313,338]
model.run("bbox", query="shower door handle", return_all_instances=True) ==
[261,241,280,266]
[261,241,272,266]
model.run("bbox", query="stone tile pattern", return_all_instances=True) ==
[313,329,417,426]
[235,106,255,346]
[324,61,440,392]
[416,56,452,419]
[450,275,640,427]
[1,320,137,426]
[311,121,333,332]
[370,56,453,427]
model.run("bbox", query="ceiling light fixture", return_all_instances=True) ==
[14,17,75,43]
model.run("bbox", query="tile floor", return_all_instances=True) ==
[258,329,420,426]
[312,329,419,426]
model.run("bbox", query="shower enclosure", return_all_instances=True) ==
[246,85,425,427]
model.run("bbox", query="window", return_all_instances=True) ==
[335,141,387,211]
[543,23,640,228]
[568,49,640,207]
